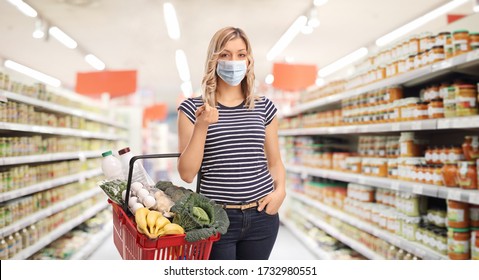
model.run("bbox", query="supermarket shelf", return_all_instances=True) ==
[291,192,448,260]
[294,210,385,260]
[280,218,333,260]
[286,164,479,205]
[0,168,103,203]
[279,116,479,136]
[0,187,103,238]
[3,90,127,129]
[0,122,126,141]
[11,201,109,260]
[282,50,479,118]
[0,150,103,166]
[69,219,113,260]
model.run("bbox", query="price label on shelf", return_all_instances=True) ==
[412,122,422,130]
[437,119,451,129]
[79,176,86,184]
[447,189,462,201]
[358,177,367,185]
[0,90,7,103]
[391,181,400,191]
[392,123,401,131]
[466,50,479,62]
[412,184,424,194]
[469,193,479,205]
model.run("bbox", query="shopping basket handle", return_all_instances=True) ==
[123,153,181,214]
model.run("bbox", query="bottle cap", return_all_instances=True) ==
[118,147,131,155]
[102,150,112,157]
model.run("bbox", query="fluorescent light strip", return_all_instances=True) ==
[85,54,106,70]
[376,0,469,47]
[181,81,193,98]
[163,2,181,40]
[313,0,328,6]
[4,60,61,87]
[7,0,37,17]
[267,16,307,61]
[49,26,78,49]
[175,49,190,82]
[318,47,368,78]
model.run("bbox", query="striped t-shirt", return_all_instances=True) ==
[178,96,277,204]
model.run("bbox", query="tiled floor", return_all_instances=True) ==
[87,223,317,260]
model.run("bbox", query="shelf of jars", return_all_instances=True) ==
[0,122,125,141]
[0,187,103,238]
[290,192,448,260]
[1,90,127,129]
[282,49,479,118]
[0,150,103,166]
[0,168,102,203]
[286,164,479,205]
[280,218,334,260]
[11,199,109,260]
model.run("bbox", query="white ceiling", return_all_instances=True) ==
[0,0,477,113]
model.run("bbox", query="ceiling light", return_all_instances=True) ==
[49,26,78,49]
[267,16,307,61]
[474,0,479,12]
[315,78,325,87]
[85,54,105,70]
[313,0,328,6]
[7,0,38,17]
[181,81,193,98]
[175,49,190,82]
[318,47,368,78]
[4,59,61,87]
[265,74,274,85]
[32,18,46,39]
[376,0,469,47]
[163,2,181,40]
[301,25,314,35]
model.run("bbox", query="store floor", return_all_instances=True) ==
[87,223,317,260]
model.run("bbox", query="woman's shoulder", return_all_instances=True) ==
[179,96,204,108]
[253,95,275,106]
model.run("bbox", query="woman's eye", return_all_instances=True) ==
[220,53,229,58]
[239,53,246,58]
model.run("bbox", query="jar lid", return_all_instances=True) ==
[101,150,112,157]
[448,227,470,233]
[430,98,443,102]
[432,45,444,50]
[458,84,476,89]
[438,31,451,36]
[453,29,469,34]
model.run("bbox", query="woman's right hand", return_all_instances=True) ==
[195,103,218,128]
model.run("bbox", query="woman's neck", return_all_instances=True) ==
[216,81,244,106]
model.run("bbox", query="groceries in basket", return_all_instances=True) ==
[134,207,185,239]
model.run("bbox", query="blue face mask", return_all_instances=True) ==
[216,60,247,86]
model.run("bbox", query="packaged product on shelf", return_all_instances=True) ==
[452,30,470,56]
[447,200,469,228]
[447,227,470,260]
[471,205,479,228]
[442,162,458,187]
[456,161,477,190]
[472,229,479,260]
[462,136,479,161]
[444,86,457,118]
[470,33,479,50]
[456,84,478,117]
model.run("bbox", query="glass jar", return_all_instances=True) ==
[470,32,479,50]
[456,84,478,117]
[470,205,479,228]
[457,161,477,190]
[428,98,444,119]
[445,35,454,59]
[444,86,457,118]
[433,164,444,186]
[472,229,479,260]
[447,227,470,260]
[436,31,451,47]
[453,29,470,56]
[429,46,445,64]
[414,101,429,120]
[462,136,479,161]
[401,97,420,121]
[442,162,458,187]
[447,200,470,228]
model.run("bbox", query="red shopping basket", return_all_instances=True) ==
[109,200,219,260]
[108,153,220,260]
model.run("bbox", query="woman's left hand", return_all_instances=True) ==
[257,189,286,215]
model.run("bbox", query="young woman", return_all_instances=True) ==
[177,26,286,260]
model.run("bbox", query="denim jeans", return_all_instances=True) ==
[208,208,280,260]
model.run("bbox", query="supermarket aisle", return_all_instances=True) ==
[87,222,316,260]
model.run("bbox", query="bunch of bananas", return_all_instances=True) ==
[135,207,185,239]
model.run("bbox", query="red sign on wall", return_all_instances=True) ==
[76,70,137,97]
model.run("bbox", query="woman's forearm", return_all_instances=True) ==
[178,124,208,183]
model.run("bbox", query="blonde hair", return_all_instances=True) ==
[201,27,256,109]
